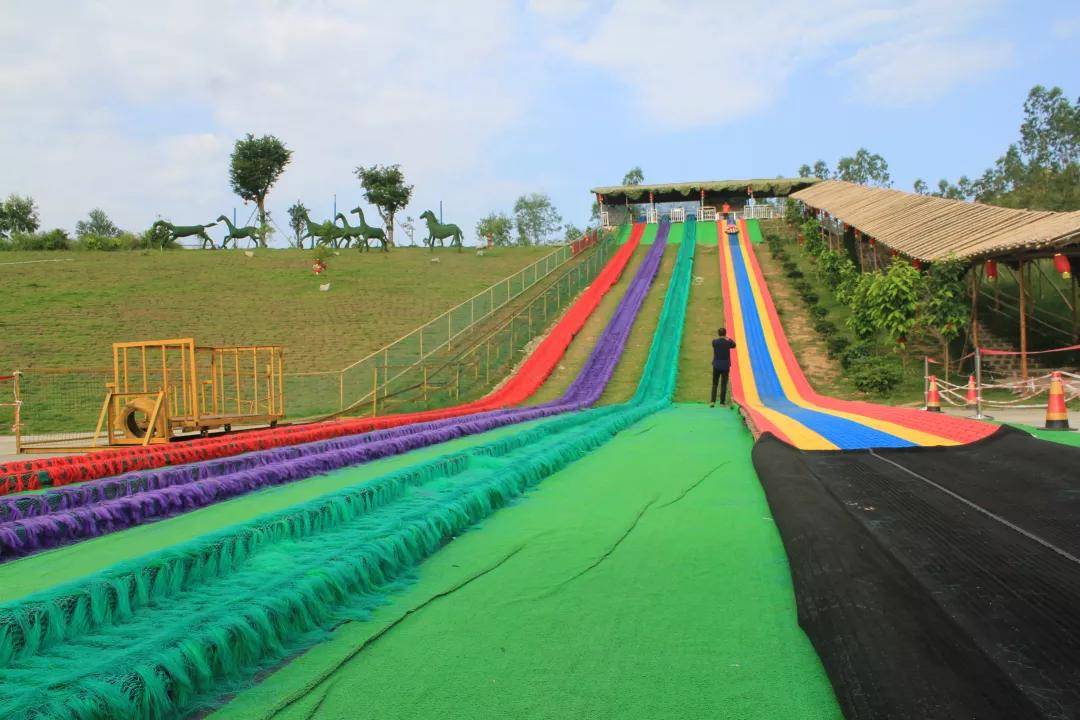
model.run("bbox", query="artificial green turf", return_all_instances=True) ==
[635,223,660,245]
[1007,422,1080,447]
[746,220,765,244]
[0,417,551,602]
[212,404,841,720]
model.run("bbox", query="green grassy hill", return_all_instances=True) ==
[0,246,554,373]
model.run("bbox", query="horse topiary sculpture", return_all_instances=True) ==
[420,209,463,252]
[349,207,388,252]
[301,210,343,248]
[151,220,218,249]
[334,213,367,251]
[216,215,260,249]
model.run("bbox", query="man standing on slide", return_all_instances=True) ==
[710,327,736,407]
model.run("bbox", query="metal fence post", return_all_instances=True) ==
[973,348,991,420]
[923,357,929,410]
[12,370,22,454]
[371,366,378,417]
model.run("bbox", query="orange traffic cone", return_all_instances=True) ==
[1044,371,1071,430]
[965,375,978,407]
[926,375,942,412]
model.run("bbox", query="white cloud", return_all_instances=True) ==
[546,0,1008,127]
[840,37,1009,106]
[0,1,531,242]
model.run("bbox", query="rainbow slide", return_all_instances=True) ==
[719,218,995,450]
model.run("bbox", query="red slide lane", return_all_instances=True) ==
[1,226,645,494]
[738,219,994,445]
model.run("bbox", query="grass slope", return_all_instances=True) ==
[675,221,722,402]
[0,247,554,372]
[212,405,841,720]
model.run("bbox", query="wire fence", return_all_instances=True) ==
[284,242,582,417]
[11,368,113,449]
[330,234,618,418]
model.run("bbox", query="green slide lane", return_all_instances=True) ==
[1008,422,1080,448]
[636,223,660,245]
[214,404,841,720]
[746,219,765,244]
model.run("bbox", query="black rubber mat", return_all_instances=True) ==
[753,427,1080,720]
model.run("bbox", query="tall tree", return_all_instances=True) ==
[287,201,309,248]
[229,133,292,247]
[75,208,121,239]
[476,212,513,247]
[0,194,40,237]
[513,193,562,246]
[835,148,891,187]
[354,164,413,248]
[976,86,1079,210]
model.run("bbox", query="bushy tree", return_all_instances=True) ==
[229,133,292,247]
[801,217,825,257]
[846,272,879,340]
[920,256,969,376]
[475,212,513,247]
[513,193,562,246]
[354,164,413,247]
[0,194,40,237]
[798,161,831,179]
[287,201,309,248]
[835,148,891,187]
[75,208,121,239]
[622,166,644,186]
[867,260,922,348]
[563,223,584,243]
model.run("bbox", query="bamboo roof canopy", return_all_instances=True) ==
[591,177,820,204]
[792,180,1080,263]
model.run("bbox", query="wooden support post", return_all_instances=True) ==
[372,366,378,417]
[1018,258,1028,380]
[1073,273,1078,342]
[971,264,980,348]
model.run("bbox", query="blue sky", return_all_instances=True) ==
[1,0,1077,246]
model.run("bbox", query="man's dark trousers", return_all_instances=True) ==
[711,367,729,404]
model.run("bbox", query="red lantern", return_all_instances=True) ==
[912,258,923,270]
[985,259,998,281]
[854,229,862,240]
[700,189,705,202]
[1054,253,1072,279]
[891,249,898,258]
[649,191,654,204]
